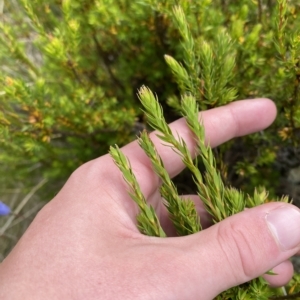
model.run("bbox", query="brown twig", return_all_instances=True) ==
[258,0,263,24]
[92,32,125,92]
[270,291,300,299]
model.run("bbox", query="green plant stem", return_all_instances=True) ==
[138,130,200,235]
[110,145,166,237]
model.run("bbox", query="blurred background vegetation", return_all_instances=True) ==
[1,0,300,282]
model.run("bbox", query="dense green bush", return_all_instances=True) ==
[2,0,300,297]
[0,0,297,185]
[1,0,300,191]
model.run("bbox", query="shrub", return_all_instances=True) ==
[1,0,300,297]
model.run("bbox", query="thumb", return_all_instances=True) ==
[179,202,300,299]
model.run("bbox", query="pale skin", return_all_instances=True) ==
[1,99,300,299]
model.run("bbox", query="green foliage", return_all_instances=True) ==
[138,127,200,235]
[110,145,166,237]
[0,0,175,184]
[3,0,300,297]
[111,86,295,298]
[1,0,300,192]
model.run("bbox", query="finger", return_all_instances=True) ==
[162,202,300,299]
[263,260,294,287]
[77,99,276,226]
[121,99,276,197]
[151,98,276,178]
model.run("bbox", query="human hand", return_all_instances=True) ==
[1,98,300,300]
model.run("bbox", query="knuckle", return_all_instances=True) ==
[70,156,109,182]
[216,218,259,281]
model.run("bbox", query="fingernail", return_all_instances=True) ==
[266,206,300,251]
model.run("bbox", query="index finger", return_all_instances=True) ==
[121,98,276,196]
